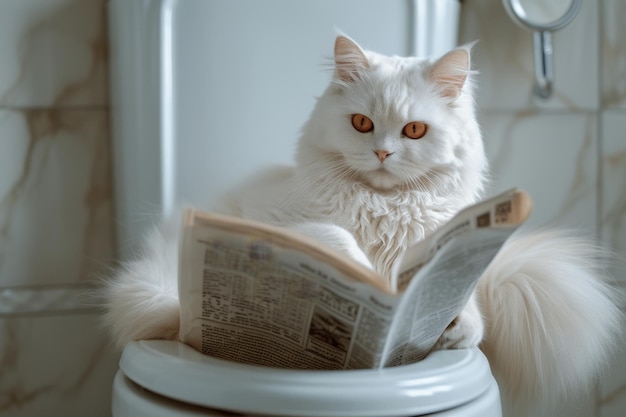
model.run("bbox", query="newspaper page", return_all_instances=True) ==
[178,188,531,370]
[383,228,514,366]
[178,211,400,370]
[381,188,532,366]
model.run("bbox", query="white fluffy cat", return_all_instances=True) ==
[103,35,622,414]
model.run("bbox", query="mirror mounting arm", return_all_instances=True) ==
[533,31,553,99]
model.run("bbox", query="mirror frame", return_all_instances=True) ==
[504,0,581,32]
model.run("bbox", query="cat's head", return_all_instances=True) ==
[297,35,487,199]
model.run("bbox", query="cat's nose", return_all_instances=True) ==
[374,149,393,162]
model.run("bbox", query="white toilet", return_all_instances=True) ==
[108,1,502,416]
[112,341,501,417]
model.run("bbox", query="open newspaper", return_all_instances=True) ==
[178,188,532,370]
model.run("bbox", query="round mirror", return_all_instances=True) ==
[502,0,581,98]
[504,0,580,31]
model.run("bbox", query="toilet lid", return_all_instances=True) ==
[119,341,495,416]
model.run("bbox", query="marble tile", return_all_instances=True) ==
[0,0,108,108]
[459,0,599,112]
[599,112,626,417]
[600,112,626,282]
[480,112,598,235]
[0,312,119,416]
[602,0,626,109]
[0,110,115,287]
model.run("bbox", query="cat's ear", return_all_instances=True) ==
[430,46,472,99]
[334,35,370,83]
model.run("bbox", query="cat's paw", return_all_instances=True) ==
[290,222,373,269]
[436,314,483,349]
[435,296,484,349]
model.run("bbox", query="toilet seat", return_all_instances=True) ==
[113,340,501,416]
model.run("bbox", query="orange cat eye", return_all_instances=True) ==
[351,114,374,133]
[402,122,428,139]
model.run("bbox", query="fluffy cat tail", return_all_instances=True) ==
[477,230,623,410]
[101,225,180,349]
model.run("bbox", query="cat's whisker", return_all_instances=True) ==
[420,169,448,193]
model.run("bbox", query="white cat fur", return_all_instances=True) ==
[103,35,622,414]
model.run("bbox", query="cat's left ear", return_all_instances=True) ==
[430,44,473,99]
[334,35,370,83]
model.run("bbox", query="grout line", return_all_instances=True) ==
[595,2,606,416]
[0,106,110,112]
[0,283,102,317]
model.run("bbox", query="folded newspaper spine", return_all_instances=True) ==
[178,188,532,370]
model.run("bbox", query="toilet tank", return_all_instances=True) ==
[108,0,461,255]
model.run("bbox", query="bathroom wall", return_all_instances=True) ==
[459,1,626,416]
[0,1,623,417]
[0,0,119,416]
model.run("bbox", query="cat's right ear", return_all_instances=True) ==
[334,35,370,83]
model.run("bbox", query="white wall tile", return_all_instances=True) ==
[481,112,598,235]
[600,112,626,282]
[599,112,626,417]
[0,313,119,416]
[0,110,114,287]
[0,112,30,204]
[460,0,600,112]
[602,0,626,109]
[0,0,108,108]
